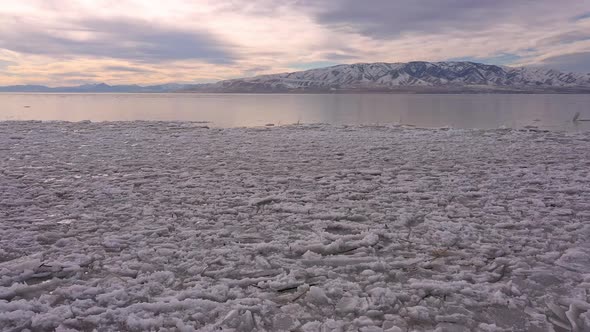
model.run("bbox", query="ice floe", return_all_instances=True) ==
[1,121,589,331]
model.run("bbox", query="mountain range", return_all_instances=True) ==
[0,83,206,93]
[2,61,590,93]
[209,61,590,93]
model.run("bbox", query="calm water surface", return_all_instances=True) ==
[1,93,589,130]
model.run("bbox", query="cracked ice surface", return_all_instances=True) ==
[1,121,590,331]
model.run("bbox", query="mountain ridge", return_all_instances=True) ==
[2,61,590,93]
[0,83,206,93]
[210,61,590,93]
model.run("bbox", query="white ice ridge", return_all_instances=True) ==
[1,121,590,331]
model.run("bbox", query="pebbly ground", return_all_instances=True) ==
[1,121,590,332]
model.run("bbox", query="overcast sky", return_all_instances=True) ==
[1,0,589,86]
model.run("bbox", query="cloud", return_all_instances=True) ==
[303,0,585,39]
[103,66,154,73]
[242,66,273,77]
[537,31,590,46]
[1,0,590,85]
[288,61,341,70]
[449,53,523,66]
[0,60,14,71]
[538,52,590,73]
[573,13,590,21]
[0,16,235,64]
[322,53,358,61]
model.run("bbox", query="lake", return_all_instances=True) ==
[1,93,589,130]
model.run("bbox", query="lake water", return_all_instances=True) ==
[1,93,589,130]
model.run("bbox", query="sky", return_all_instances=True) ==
[1,0,590,86]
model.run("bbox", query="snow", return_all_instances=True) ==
[221,62,590,90]
[1,121,590,331]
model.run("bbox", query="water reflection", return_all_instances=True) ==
[0,93,589,131]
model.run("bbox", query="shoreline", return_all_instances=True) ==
[1,120,588,133]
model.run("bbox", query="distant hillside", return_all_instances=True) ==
[0,83,208,93]
[206,61,590,93]
[2,62,590,93]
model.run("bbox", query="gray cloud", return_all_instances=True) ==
[539,52,590,73]
[0,17,235,63]
[103,65,154,73]
[243,66,272,77]
[572,12,590,21]
[303,0,577,39]
[537,31,590,46]
[322,52,358,61]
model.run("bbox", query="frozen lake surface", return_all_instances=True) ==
[1,93,590,130]
[1,122,590,331]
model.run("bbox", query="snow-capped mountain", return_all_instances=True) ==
[3,61,589,93]
[214,61,590,92]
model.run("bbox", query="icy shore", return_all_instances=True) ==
[1,121,590,331]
